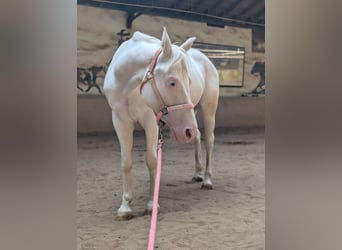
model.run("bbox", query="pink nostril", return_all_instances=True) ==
[185,127,195,140]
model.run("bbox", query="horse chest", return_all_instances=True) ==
[127,90,150,122]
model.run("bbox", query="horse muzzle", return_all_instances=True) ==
[171,124,197,143]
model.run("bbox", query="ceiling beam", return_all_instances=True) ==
[211,0,224,10]
[172,0,184,9]
[77,0,264,29]
[254,6,265,19]
[191,0,205,11]
[239,0,261,16]
[228,0,243,12]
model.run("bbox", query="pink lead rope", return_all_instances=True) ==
[141,48,194,249]
[147,137,163,250]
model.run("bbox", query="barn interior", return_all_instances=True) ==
[77,0,265,133]
[77,1,265,248]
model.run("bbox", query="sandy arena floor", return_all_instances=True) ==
[77,128,265,250]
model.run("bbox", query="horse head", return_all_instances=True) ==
[140,28,198,143]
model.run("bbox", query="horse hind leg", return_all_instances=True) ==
[202,118,215,189]
[192,128,204,182]
[200,103,217,190]
[112,112,135,220]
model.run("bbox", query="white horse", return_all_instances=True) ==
[104,28,219,220]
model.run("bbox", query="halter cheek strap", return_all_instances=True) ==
[140,48,194,125]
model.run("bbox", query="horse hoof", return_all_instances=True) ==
[144,201,160,216]
[192,176,204,182]
[115,213,134,221]
[201,183,213,190]
[116,205,134,220]
[201,178,213,189]
[143,208,153,216]
[143,207,160,216]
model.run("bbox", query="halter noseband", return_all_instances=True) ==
[140,48,194,125]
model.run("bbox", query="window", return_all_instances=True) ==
[193,42,245,87]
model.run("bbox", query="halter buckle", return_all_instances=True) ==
[160,106,168,116]
[145,71,153,80]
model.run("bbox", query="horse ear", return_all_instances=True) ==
[180,37,196,51]
[161,27,172,59]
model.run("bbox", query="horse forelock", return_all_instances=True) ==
[158,45,191,77]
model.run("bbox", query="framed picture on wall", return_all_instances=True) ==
[193,42,245,87]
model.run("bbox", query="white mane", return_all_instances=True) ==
[131,31,160,44]
[133,31,194,81]
[158,44,193,79]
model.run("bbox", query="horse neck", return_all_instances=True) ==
[117,42,160,93]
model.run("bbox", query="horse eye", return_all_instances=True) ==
[170,82,176,87]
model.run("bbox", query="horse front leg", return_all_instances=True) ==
[201,111,216,190]
[140,112,159,214]
[202,122,214,189]
[192,128,204,182]
[112,112,135,220]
